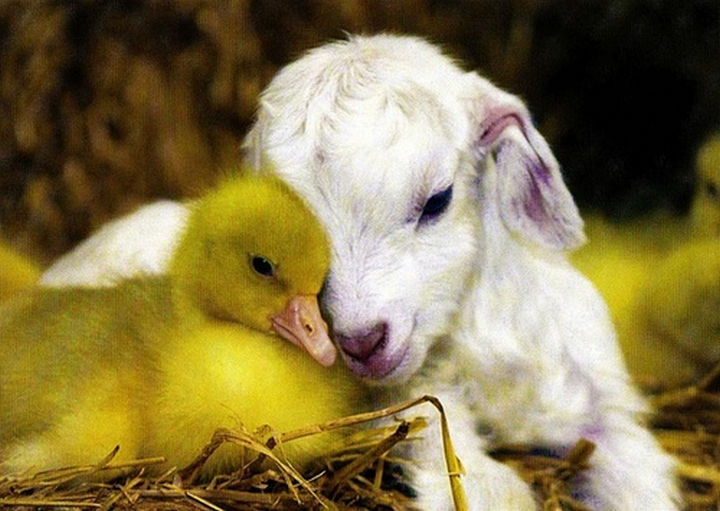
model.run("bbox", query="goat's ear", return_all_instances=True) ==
[468,75,585,251]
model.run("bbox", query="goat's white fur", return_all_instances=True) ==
[41,201,188,287]
[43,34,679,510]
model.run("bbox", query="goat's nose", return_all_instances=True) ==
[335,323,388,360]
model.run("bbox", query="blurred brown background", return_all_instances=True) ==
[1,0,718,264]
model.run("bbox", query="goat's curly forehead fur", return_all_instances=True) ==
[268,34,465,99]
[257,35,467,150]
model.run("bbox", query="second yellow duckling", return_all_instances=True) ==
[0,173,362,477]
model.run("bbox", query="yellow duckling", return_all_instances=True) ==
[0,173,361,477]
[0,242,41,302]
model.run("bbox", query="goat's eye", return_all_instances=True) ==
[419,185,453,224]
[705,181,719,200]
[250,255,275,278]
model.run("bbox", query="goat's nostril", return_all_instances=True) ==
[335,322,388,360]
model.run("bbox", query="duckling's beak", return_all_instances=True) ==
[271,294,337,367]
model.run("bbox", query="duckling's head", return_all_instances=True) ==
[170,173,337,365]
[691,133,720,238]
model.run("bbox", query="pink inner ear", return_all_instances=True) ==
[480,110,550,181]
[480,111,524,146]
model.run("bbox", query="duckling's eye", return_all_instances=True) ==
[705,181,719,200]
[251,256,275,278]
[419,185,453,225]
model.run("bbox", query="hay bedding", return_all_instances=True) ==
[3,373,720,511]
[650,365,720,510]
[6,371,719,511]
[0,397,447,511]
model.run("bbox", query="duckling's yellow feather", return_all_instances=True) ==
[149,322,358,473]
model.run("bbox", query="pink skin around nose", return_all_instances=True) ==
[335,322,406,380]
[271,294,337,367]
[336,323,387,359]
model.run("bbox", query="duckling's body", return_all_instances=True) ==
[0,280,170,472]
[0,175,361,477]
